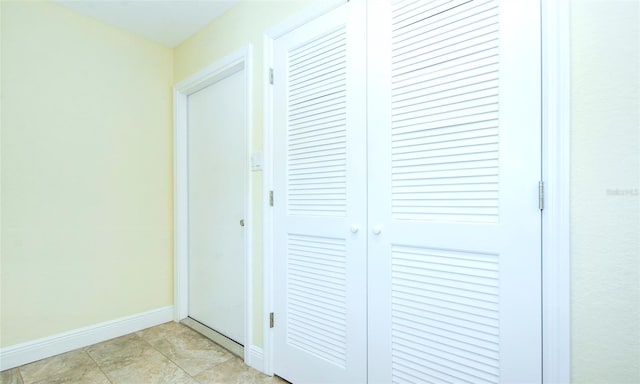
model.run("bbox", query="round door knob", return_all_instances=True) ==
[240,219,245,227]
[372,226,382,235]
[350,225,359,234]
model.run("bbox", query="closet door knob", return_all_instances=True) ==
[372,226,382,235]
[350,225,359,234]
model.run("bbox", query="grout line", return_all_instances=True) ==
[135,327,201,383]
[16,368,25,384]
[83,348,114,384]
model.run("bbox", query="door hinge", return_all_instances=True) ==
[539,181,544,211]
[269,190,274,207]
[269,312,275,328]
[269,68,274,85]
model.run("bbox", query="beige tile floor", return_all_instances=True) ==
[0,322,287,384]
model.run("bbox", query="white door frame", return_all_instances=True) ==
[541,1,572,382]
[173,46,254,363]
[262,1,571,382]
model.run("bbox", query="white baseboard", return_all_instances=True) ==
[0,306,173,371]
[247,345,265,373]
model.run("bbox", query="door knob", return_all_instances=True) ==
[372,226,382,235]
[350,225,359,234]
[240,219,245,227]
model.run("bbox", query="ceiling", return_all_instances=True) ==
[51,0,240,48]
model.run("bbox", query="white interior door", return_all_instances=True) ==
[188,69,246,345]
[272,1,368,382]
[367,0,542,382]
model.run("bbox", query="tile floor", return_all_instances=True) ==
[0,322,287,384]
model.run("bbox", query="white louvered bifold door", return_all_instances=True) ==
[367,1,542,383]
[272,1,367,383]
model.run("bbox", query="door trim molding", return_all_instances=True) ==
[173,45,254,364]
[262,0,346,375]
[541,0,571,382]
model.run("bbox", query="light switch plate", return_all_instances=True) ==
[251,151,264,171]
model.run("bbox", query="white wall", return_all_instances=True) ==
[571,1,640,382]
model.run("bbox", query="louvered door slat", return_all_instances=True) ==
[285,233,347,367]
[392,0,497,40]
[290,96,346,119]
[288,148,345,161]
[391,245,501,384]
[392,26,498,69]
[392,42,499,81]
[392,144,498,163]
[393,88,498,119]
[392,81,499,117]
[391,117,497,139]
[390,0,500,227]
[289,161,345,173]
[289,82,345,104]
[393,131,498,154]
[392,0,471,32]
[289,130,345,146]
[289,111,345,130]
[393,9,498,55]
[289,29,345,62]
[285,23,349,217]
[392,103,498,131]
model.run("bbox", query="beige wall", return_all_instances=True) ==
[571,1,640,382]
[0,1,174,347]
[174,0,315,348]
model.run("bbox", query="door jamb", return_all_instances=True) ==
[262,0,572,380]
[173,45,254,363]
[541,0,572,382]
